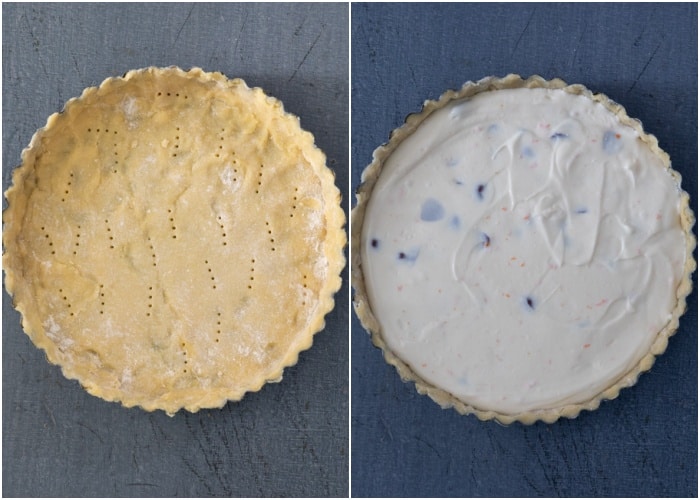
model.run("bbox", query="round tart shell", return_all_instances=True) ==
[4,66,346,415]
[351,74,695,424]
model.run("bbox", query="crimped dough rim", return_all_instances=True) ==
[351,74,696,424]
[4,66,347,416]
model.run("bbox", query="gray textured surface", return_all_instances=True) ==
[3,3,348,497]
[351,2,697,497]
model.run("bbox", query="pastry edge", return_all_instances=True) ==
[351,73,696,425]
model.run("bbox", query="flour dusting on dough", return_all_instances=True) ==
[218,165,239,192]
[44,315,61,335]
[121,368,133,387]
[313,255,328,280]
[121,96,139,129]
[44,316,74,352]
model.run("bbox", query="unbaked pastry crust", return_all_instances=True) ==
[351,74,695,424]
[4,66,346,415]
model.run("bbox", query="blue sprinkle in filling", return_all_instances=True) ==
[602,130,623,154]
[550,132,568,140]
[420,198,445,222]
[524,296,536,311]
[521,146,535,158]
[370,238,380,249]
[575,207,588,214]
[397,248,420,264]
[481,232,491,248]
[453,178,464,186]
[475,183,486,201]
[449,215,461,230]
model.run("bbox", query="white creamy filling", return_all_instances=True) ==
[362,88,686,414]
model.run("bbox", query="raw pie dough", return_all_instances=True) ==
[4,67,345,415]
[352,75,695,424]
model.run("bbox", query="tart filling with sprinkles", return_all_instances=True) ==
[3,67,346,415]
[352,74,695,424]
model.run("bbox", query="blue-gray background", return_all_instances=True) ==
[3,3,348,497]
[351,3,697,497]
